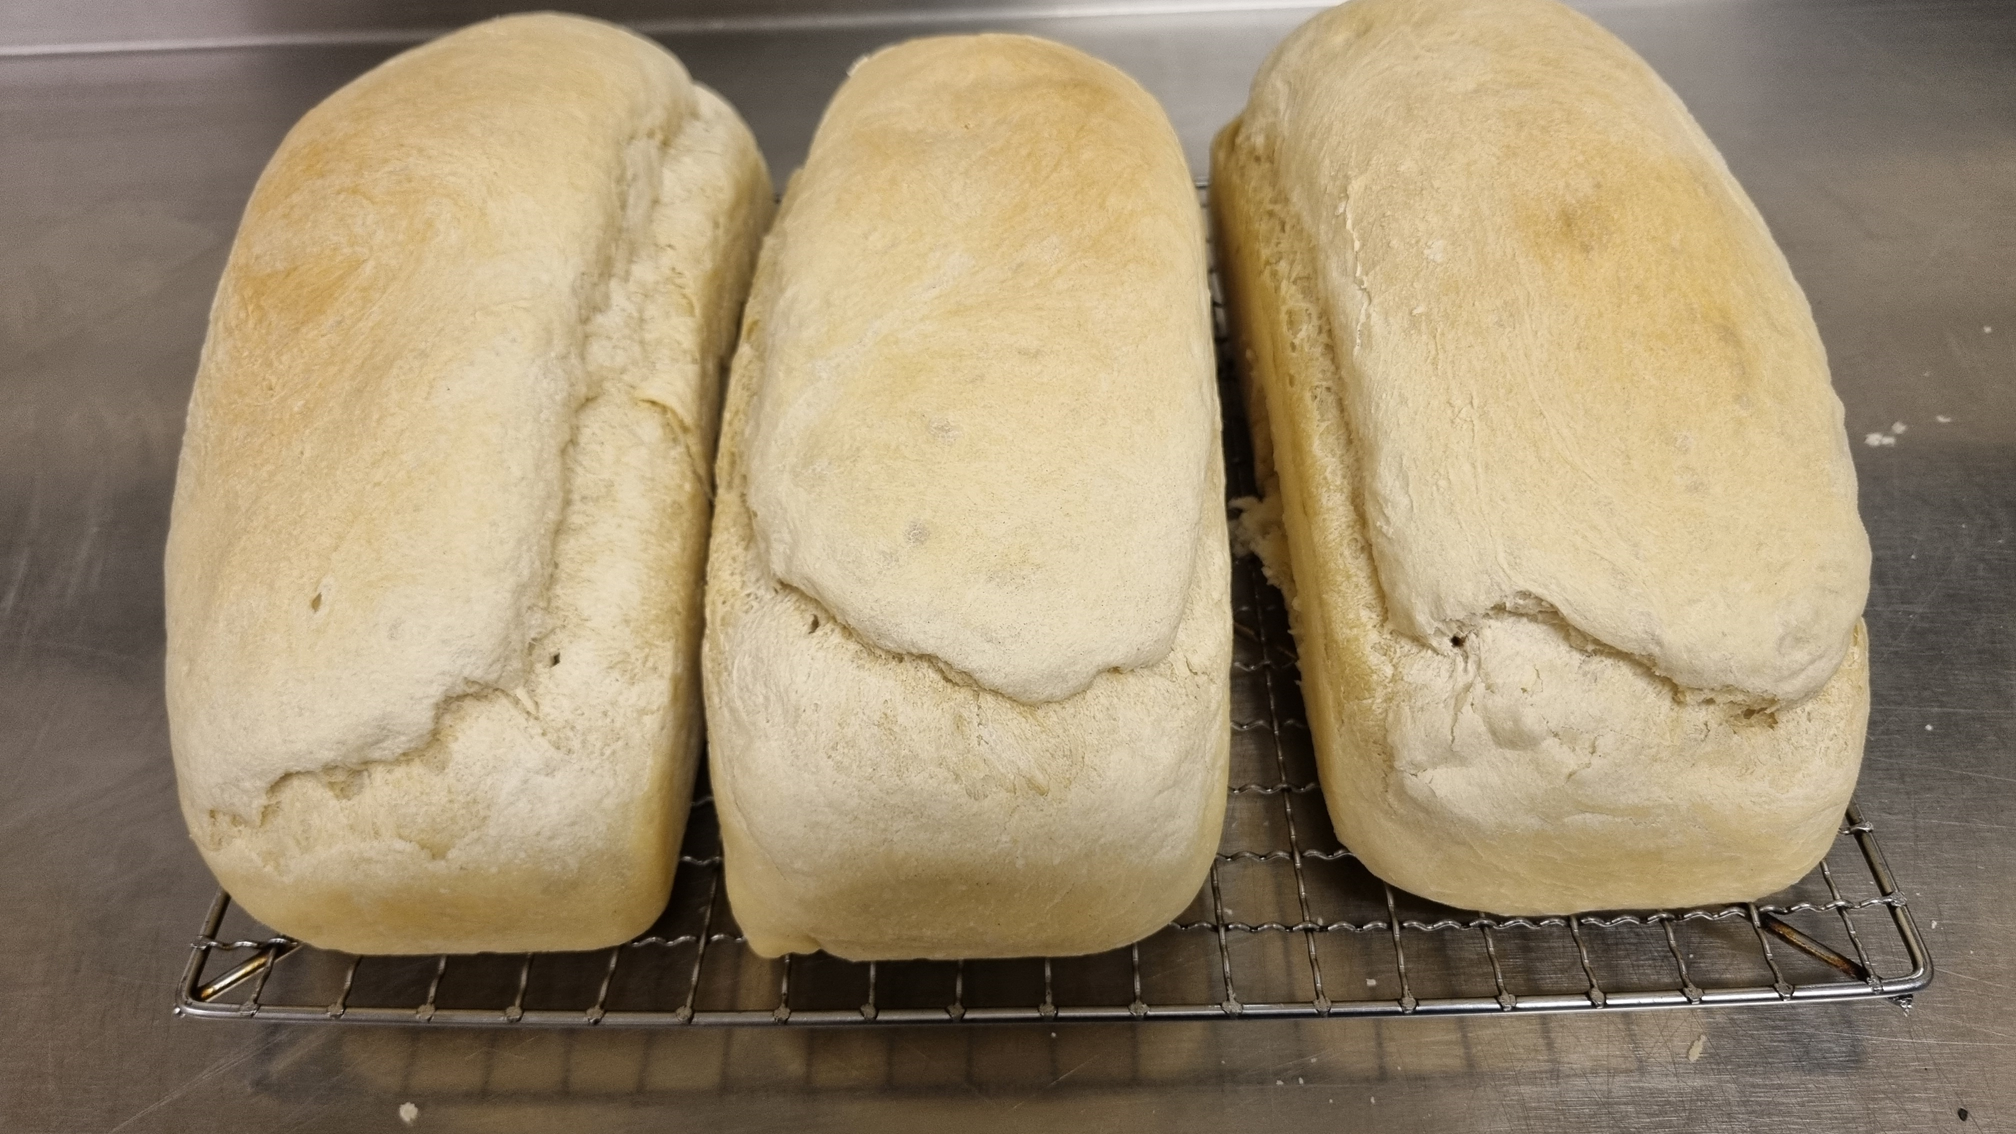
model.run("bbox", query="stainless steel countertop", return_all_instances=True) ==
[3,1,2011,1130]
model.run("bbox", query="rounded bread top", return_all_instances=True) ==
[166,14,699,815]
[1240,0,1870,704]
[742,35,1216,704]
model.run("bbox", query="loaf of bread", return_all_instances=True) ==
[163,14,772,953]
[704,34,1229,960]
[1212,0,1871,914]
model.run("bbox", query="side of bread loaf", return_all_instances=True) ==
[164,14,772,953]
[1211,0,1870,914]
[704,34,1229,961]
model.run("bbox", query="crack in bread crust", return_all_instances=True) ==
[1210,82,1866,915]
[167,23,775,951]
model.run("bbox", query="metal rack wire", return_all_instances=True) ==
[174,534,1931,1026]
[173,204,1931,1029]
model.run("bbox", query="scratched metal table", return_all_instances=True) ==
[2,1,2011,1131]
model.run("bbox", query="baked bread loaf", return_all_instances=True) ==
[1212,0,1871,914]
[164,13,772,953]
[704,34,1229,960]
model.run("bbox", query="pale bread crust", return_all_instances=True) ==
[740,36,1219,705]
[164,14,772,953]
[1211,0,1868,914]
[704,34,1230,961]
[1237,0,1868,705]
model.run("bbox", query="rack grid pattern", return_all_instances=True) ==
[173,212,1930,1029]
[175,542,1930,1027]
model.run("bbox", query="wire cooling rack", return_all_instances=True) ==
[172,499,1934,1030]
[171,573,1931,1028]
[173,200,1930,1028]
